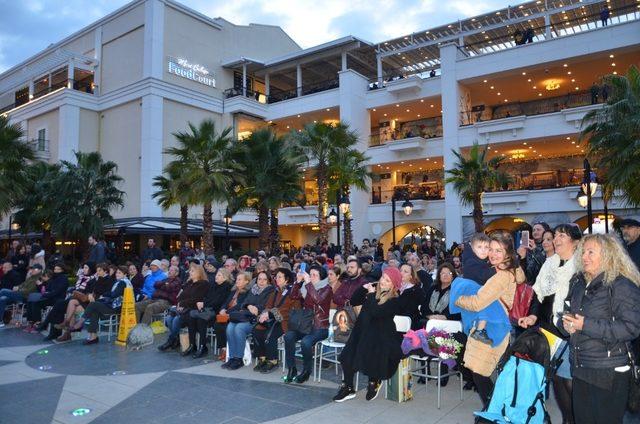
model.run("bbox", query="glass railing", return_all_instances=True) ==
[371,184,445,204]
[460,90,604,126]
[0,78,94,115]
[265,77,340,104]
[371,116,443,146]
[223,87,267,103]
[368,66,441,90]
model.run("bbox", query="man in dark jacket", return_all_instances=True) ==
[620,218,640,271]
[135,265,181,324]
[1,261,23,290]
[87,235,107,264]
[407,253,433,293]
[333,259,368,308]
[141,238,164,262]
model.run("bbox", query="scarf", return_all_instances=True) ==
[400,282,414,294]
[300,277,329,298]
[532,253,576,316]
[428,286,451,314]
[250,283,268,296]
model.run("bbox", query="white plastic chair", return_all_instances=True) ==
[315,309,341,382]
[98,314,120,341]
[409,319,464,409]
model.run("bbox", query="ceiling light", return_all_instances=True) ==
[297,114,301,118]
[401,161,404,164]
[613,71,618,75]
[417,114,421,117]
[490,86,494,89]
[523,142,527,145]
[545,80,560,91]
[372,108,376,111]
[483,79,488,83]
[383,113,387,116]
[286,125,290,129]
[566,137,571,140]
[563,64,568,67]
[571,79,575,82]
[575,87,580,90]
[527,78,532,82]
[497,92,501,95]
[504,99,508,102]
[522,72,526,75]
[326,108,330,111]
[420,99,424,102]
[611,62,616,67]
[313,120,317,123]
[396,104,400,107]
[533,85,537,89]
[538,93,542,96]
[567,71,572,75]
[571,141,576,144]
[430,104,434,108]
[406,109,410,112]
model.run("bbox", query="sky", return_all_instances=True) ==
[0,0,513,73]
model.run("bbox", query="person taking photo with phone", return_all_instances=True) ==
[517,222,552,283]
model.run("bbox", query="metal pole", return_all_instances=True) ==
[336,190,341,253]
[585,159,593,234]
[391,196,397,247]
[224,208,230,252]
[8,214,12,253]
[604,194,609,234]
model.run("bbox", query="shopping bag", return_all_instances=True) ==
[386,358,413,402]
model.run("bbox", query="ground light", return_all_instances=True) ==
[71,408,91,417]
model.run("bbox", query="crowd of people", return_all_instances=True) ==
[2,217,640,422]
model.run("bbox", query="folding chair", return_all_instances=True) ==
[409,319,464,409]
[98,314,120,341]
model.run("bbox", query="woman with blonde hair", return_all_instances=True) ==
[563,234,640,424]
[333,267,404,403]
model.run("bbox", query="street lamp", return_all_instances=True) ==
[328,208,337,224]
[391,195,414,247]
[339,194,350,215]
[580,159,597,234]
[576,191,588,208]
[223,208,232,252]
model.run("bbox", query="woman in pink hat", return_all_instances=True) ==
[332,267,404,403]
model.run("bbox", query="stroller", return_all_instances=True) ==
[474,328,568,424]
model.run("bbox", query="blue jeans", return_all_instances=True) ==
[165,313,184,339]
[0,289,25,318]
[226,322,254,359]
[284,328,328,371]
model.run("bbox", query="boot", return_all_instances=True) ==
[158,337,177,352]
[284,366,297,384]
[192,345,208,359]
[294,369,311,384]
[44,327,62,341]
[55,331,71,343]
[171,337,180,350]
[181,345,196,356]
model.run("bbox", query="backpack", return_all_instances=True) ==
[331,303,357,343]
[509,282,534,324]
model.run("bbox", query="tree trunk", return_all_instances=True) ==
[202,203,214,255]
[472,193,484,232]
[269,208,280,255]
[342,188,353,255]
[316,163,329,244]
[257,204,269,252]
[42,227,52,254]
[179,204,188,245]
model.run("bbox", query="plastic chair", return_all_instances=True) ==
[98,314,120,341]
[409,319,464,409]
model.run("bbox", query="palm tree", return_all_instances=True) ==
[328,149,371,254]
[12,162,61,251]
[290,122,358,244]
[235,128,305,252]
[53,151,125,246]
[445,143,511,232]
[152,162,195,245]
[165,119,243,254]
[581,65,640,206]
[0,115,35,215]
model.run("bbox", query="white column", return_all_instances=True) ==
[341,51,348,71]
[544,14,552,39]
[296,64,302,97]
[242,63,247,96]
[338,69,371,247]
[376,55,383,85]
[94,26,102,95]
[28,80,34,99]
[140,94,163,216]
[264,73,270,97]
[67,59,74,89]
[58,104,81,163]
[439,42,468,246]
[143,0,164,80]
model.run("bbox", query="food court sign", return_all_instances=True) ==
[167,57,216,87]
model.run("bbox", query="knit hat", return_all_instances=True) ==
[382,267,402,291]
[150,259,162,268]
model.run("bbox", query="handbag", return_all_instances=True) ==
[229,309,255,324]
[216,313,229,324]
[332,302,357,343]
[72,291,89,304]
[508,283,534,324]
[288,308,314,335]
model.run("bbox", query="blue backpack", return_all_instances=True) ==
[475,329,553,424]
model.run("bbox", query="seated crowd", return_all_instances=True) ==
[2,219,640,420]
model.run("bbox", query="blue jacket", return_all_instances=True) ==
[42,272,69,300]
[461,243,496,285]
[142,269,167,298]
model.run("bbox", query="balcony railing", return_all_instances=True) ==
[368,66,441,90]
[223,87,267,103]
[267,77,339,104]
[371,116,443,146]
[460,90,604,126]
[0,78,94,115]
[372,184,445,204]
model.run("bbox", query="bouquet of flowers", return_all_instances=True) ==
[401,328,464,367]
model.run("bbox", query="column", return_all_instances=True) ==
[296,64,302,97]
[143,0,164,80]
[341,51,348,71]
[376,55,383,85]
[58,105,81,163]
[242,63,247,96]
[439,41,469,245]
[94,26,102,95]
[338,69,371,247]
[264,73,270,97]
[140,94,163,216]
[67,59,74,89]
[28,81,34,100]
[544,14,552,39]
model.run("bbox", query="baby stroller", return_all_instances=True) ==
[474,328,567,424]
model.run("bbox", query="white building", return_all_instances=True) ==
[1,0,639,251]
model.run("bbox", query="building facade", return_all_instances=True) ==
[2,0,639,250]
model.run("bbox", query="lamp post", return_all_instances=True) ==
[579,159,597,234]
[223,208,232,252]
[391,194,413,247]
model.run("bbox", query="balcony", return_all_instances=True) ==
[370,116,443,147]
[0,77,94,115]
[267,77,339,104]
[372,184,445,205]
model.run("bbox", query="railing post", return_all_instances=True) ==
[376,54,383,86]
[296,64,302,97]
[544,14,552,39]
[242,63,247,97]
[28,80,34,100]
[265,73,270,98]
[67,59,74,89]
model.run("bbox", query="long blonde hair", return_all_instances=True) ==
[375,281,399,305]
[575,234,640,286]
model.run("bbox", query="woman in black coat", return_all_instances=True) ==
[333,267,405,403]
[398,263,426,330]
[562,234,640,424]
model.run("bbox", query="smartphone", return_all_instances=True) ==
[556,312,575,319]
[521,230,530,249]
[299,262,307,274]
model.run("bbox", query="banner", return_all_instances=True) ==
[115,286,137,346]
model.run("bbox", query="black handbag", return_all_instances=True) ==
[229,309,255,324]
[288,308,314,335]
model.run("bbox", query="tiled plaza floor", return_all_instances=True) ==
[0,326,563,423]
